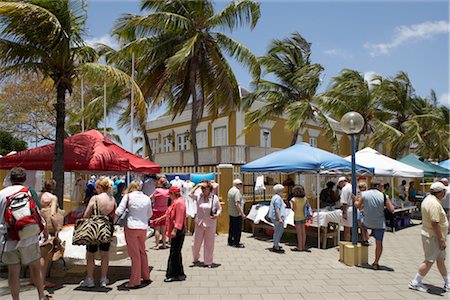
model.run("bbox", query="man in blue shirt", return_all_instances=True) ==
[354,181,394,270]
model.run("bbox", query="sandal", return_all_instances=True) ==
[291,248,302,252]
[372,263,379,270]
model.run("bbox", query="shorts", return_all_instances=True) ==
[86,243,110,253]
[422,235,446,262]
[294,220,306,225]
[151,210,166,227]
[342,207,353,227]
[370,228,385,241]
[1,243,40,265]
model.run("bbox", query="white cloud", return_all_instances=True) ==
[439,93,450,108]
[85,34,119,50]
[323,48,352,60]
[364,20,450,57]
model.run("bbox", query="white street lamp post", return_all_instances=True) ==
[340,111,364,245]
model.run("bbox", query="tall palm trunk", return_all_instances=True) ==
[141,124,153,160]
[53,83,66,208]
[189,59,203,171]
[290,129,299,146]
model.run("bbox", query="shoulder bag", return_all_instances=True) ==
[72,196,113,245]
[115,194,130,227]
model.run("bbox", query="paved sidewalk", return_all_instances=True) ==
[1,222,449,299]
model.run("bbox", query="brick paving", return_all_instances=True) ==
[1,221,449,299]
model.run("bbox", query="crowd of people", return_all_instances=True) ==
[0,167,449,299]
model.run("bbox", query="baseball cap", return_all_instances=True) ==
[169,186,180,193]
[338,176,347,183]
[430,182,446,193]
[233,179,243,185]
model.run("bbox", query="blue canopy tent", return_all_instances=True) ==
[241,143,373,175]
[241,143,374,248]
[439,159,450,171]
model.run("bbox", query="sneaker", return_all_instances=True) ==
[444,283,450,292]
[408,281,430,293]
[100,277,109,288]
[80,278,95,288]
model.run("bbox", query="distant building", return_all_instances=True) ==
[145,87,379,172]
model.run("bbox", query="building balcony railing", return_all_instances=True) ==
[153,145,279,167]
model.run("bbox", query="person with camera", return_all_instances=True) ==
[189,180,222,268]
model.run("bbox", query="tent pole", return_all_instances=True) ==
[317,172,320,249]
[422,177,425,194]
[81,77,84,132]
[391,177,394,199]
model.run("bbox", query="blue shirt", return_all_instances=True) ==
[361,189,386,229]
[269,194,286,222]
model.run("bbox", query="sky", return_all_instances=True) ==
[84,0,450,153]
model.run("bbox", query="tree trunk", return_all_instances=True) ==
[290,129,299,146]
[189,59,202,172]
[142,125,153,161]
[53,83,66,208]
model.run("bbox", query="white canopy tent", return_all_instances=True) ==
[345,147,424,178]
[345,147,424,200]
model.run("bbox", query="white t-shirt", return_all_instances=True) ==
[0,185,40,252]
[340,183,353,206]
[115,191,153,230]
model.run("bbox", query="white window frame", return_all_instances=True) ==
[176,133,189,151]
[213,126,228,146]
[149,138,158,154]
[196,129,207,148]
[260,128,271,148]
[309,136,318,148]
[163,136,173,152]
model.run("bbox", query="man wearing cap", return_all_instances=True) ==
[227,178,246,248]
[409,181,449,293]
[338,177,353,241]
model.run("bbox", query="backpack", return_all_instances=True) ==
[4,187,44,240]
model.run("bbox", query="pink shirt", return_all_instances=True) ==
[152,188,169,212]
[192,192,222,228]
[165,196,187,238]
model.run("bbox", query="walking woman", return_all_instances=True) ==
[189,181,222,268]
[150,178,170,250]
[39,179,62,288]
[80,178,116,288]
[269,184,286,253]
[116,181,152,288]
[163,186,187,282]
[289,185,308,252]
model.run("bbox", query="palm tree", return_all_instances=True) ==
[243,32,336,147]
[113,0,261,169]
[320,69,387,150]
[0,0,143,204]
[369,71,421,158]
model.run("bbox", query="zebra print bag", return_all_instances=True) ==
[72,197,113,246]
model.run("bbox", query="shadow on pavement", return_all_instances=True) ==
[358,263,394,272]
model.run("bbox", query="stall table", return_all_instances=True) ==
[247,204,341,249]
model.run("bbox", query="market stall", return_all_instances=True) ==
[241,142,374,248]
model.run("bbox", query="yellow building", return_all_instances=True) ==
[145,87,364,170]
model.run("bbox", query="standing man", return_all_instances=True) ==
[338,177,353,242]
[227,179,246,248]
[0,167,48,300]
[354,182,395,270]
[408,182,449,293]
[398,180,407,201]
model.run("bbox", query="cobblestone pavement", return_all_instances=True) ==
[1,222,449,300]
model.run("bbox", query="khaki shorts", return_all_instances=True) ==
[422,235,446,262]
[342,207,353,227]
[1,243,40,265]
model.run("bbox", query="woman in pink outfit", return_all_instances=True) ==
[150,178,170,249]
[189,181,222,268]
[116,181,153,288]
